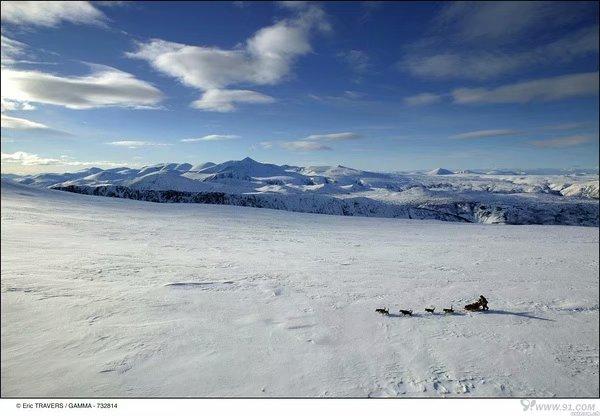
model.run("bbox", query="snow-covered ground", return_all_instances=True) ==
[1,180,598,397]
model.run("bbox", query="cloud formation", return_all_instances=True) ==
[1,151,124,167]
[337,49,371,77]
[452,72,599,104]
[402,25,599,80]
[304,132,361,141]
[1,113,50,130]
[530,135,594,148]
[181,134,240,142]
[259,131,360,152]
[433,1,590,43]
[106,141,169,149]
[127,4,329,111]
[403,92,443,107]
[1,113,68,136]
[1,35,27,63]
[1,151,70,165]
[281,141,332,151]
[542,122,590,131]
[307,90,367,107]
[400,1,598,81]
[191,89,275,112]
[450,129,520,139]
[1,98,35,112]
[1,66,164,109]
[1,1,107,28]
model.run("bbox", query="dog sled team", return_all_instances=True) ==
[376,295,488,316]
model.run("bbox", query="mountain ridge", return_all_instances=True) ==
[5,158,598,226]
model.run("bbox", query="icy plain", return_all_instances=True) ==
[1,180,598,397]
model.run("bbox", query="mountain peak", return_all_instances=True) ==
[427,168,454,175]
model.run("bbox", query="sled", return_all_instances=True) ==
[464,302,483,311]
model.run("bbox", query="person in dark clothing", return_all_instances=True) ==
[479,295,489,310]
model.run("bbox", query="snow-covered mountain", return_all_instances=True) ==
[5,158,599,226]
[427,168,454,175]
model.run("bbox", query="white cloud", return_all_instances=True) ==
[536,25,599,63]
[450,129,520,139]
[1,113,67,136]
[1,151,64,165]
[1,151,126,167]
[407,72,599,107]
[181,134,240,142]
[280,141,332,151]
[191,89,275,112]
[106,141,169,149]
[542,122,590,131]
[400,0,597,82]
[0,34,62,67]
[402,25,599,80]
[1,1,107,28]
[1,98,36,112]
[530,135,594,148]
[342,91,363,100]
[307,90,367,106]
[403,92,442,107]
[1,34,27,63]
[304,132,361,141]
[1,113,50,130]
[337,49,370,76]
[260,131,360,152]
[433,2,589,43]
[258,141,275,149]
[452,72,599,104]
[127,4,328,111]
[402,52,522,80]
[1,65,164,109]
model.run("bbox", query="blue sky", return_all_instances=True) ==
[1,1,598,173]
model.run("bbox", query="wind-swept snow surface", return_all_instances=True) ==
[1,180,598,397]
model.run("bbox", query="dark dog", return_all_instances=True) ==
[399,309,413,316]
[464,301,481,311]
[424,307,435,313]
[375,308,389,315]
[443,306,454,314]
